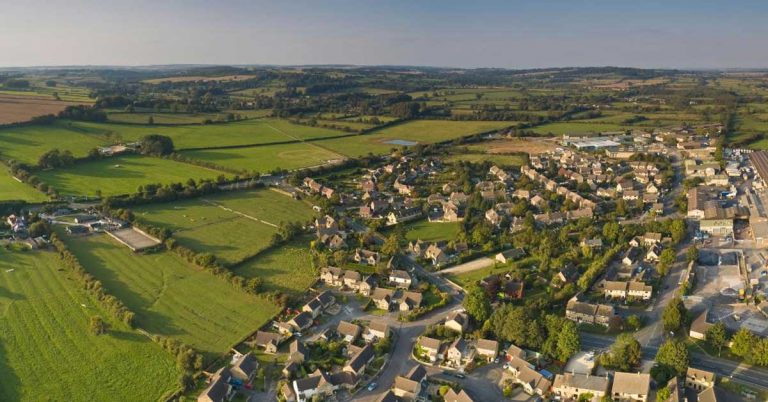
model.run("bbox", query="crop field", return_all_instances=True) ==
[134,189,315,264]
[0,122,108,164]
[0,94,84,125]
[405,220,462,243]
[142,74,258,84]
[0,170,48,202]
[314,120,513,157]
[63,234,279,359]
[181,141,345,173]
[0,250,180,402]
[37,155,225,197]
[73,118,345,150]
[105,110,273,125]
[232,236,315,294]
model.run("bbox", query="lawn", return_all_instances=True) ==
[180,141,345,173]
[314,120,514,157]
[0,122,107,164]
[405,220,462,243]
[0,250,181,402]
[444,153,527,166]
[0,170,48,202]
[36,155,225,197]
[134,189,315,264]
[232,236,316,294]
[62,234,280,360]
[73,118,345,149]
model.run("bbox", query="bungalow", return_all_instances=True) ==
[476,339,499,362]
[371,288,395,311]
[362,321,390,343]
[552,373,610,402]
[354,249,380,266]
[230,353,259,385]
[446,338,474,368]
[444,310,469,333]
[389,269,414,289]
[399,291,423,312]
[254,331,283,354]
[393,365,427,401]
[337,320,361,343]
[495,248,525,264]
[611,372,650,402]
[417,336,442,362]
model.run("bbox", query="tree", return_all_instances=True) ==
[686,246,699,263]
[89,316,107,335]
[670,219,686,244]
[603,333,641,371]
[706,322,728,356]
[602,222,620,244]
[139,134,174,156]
[731,327,757,358]
[655,339,689,380]
[381,233,402,256]
[463,284,491,323]
[662,297,687,333]
[28,220,51,238]
[626,315,642,331]
[556,320,581,362]
[660,249,676,267]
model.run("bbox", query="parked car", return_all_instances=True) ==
[454,373,466,379]
[367,382,377,391]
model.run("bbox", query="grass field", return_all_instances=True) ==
[37,155,225,197]
[0,170,48,202]
[134,189,315,264]
[530,121,630,136]
[0,122,108,164]
[106,110,272,125]
[405,220,462,243]
[444,153,527,166]
[232,236,316,294]
[314,120,513,157]
[0,250,180,402]
[62,234,279,359]
[181,141,345,173]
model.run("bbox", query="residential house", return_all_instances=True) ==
[337,320,361,343]
[316,290,336,309]
[362,321,389,343]
[344,344,375,377]
[393,365,427,401]
[302,298,323,319]
[506,344,526,361]
[552,373,610,402]
[371,288,395,311]
[399,291,423,312]
[424,243,450,266]
[198,367,236,402]
[646,244,662,262]
[686,367,716,392]
[320,267,344,287]
[443,389,477,402]
[604,281,628,299]
[622,247,642,266]
[476,339,499,362]
[446,338,474,368]
[342,270,362,289]
[627,281,653,300]
[553,263,580,287]
[289,340,308,364]
[389,269,414,289]
[514,365,552,396]
[386,207,421,225]
[566,298,615,326]
[292,370,337,402]
[354,249,380,266]
[288,312,313,332]
[230,353,259,385]
[254,331,283,354]
[503,281,525,300]
[699,219,734,237]
[611,372,650,402]
[495,248,525,264]
[408,240,427,258]
[444,311,469,333]
[417,336,442,362]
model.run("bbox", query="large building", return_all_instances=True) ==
[749,150,768,184]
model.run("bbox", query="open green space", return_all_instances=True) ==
[181,141,344,173]
[134,189,315,264]
[0,250,180,402]
[0,122,108,164]
[314,120,513,157]
[0,170,48,202]
[36,155,225,197]
[530,121,630,136]
[444,153,527,166]
[62,234,279,359]
[232,236,316,294]
[405,220,462,243]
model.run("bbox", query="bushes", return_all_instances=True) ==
[50,233,137,327]
[151,334,203,392]
[577,245,623,291]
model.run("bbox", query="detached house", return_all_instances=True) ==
[444,310,469,333]
[371,288,395,311]
[393,365,427,401]
[362,321,389,343]
[336,320,361,343]
[389,269,414,289]
[446,338,474,368]
[417,336,442,362]
[399,291,423,312]
[552,373,610,402]
[476,339,499,362]
[354,249,380,266]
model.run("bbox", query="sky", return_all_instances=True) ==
[1,0,767,69]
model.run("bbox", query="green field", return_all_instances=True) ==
[0,250,180,402]
[181,142,345,173]
[0,122,107,164]
[444,153,526,166]
[405,220,462,243]
[134,189,315,264]
[62,234,279,359]
[105,110,272,125]
[0,170,48,202]
[232,236,316,294]
[36,155,225,197]
[315,120,513,157]
[530,121,630,136]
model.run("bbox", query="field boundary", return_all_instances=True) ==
[199,198,278,228]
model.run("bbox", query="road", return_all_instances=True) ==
[437,257,495,276]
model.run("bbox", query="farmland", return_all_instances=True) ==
[0,122,108,164]
[0,170,48,202]
[180,141,345,173]
[62,234,279,359]
[232,236,316,294]
[0,250,180,402]
[0,94,84,125]
[444,152,527,166]
[36,155,225,197]
[133,189,315,264]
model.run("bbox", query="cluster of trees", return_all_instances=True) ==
[652,339,690,383]
[50,233,136,327]
[151,334,204,392]
[104,175,261,209]
[7,161,57,197]
[139,134,174,156]
[577,245,623,291]
[662,297,689,334]
[729,327,768,366]
[38,148,76,169]
[400,285,452,321]
[601,333,642,371]
[58,105,107,122]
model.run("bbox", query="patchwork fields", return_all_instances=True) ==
[0,250,180,402]
[62,234,279,360]
[36,155,225,197]
[134,189,316,265]
[180,141,345,173]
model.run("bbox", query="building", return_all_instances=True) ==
[686,367,716,392]
[417,336,442,362]
[446,338,474,367]
[689,310,713,340]
[399,291,423,311]
[371,288,395,311]
[393,365,427,401]
[444,310,469,333]
[611,372,650,402]
[495,248,526,264]
[362,321,389,343]
[254,331,283,354]
[389,269,414,288]
[443,389,477,402]
[627,281,653,300]
[337,320,361,343]
[552,373,610,402]
[198,367,236,402]
[230,353,259,385]
[476,339,499,362]
[699,219,734,237]
[604,281,628,299]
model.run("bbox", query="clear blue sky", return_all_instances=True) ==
[1,0,766,68]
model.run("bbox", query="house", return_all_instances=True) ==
[604,281,628,299]
[503,281,525,300]
[688,187,706,219]
[652,203,664,215]
[386,207,421,225]
[353,275,376,296]
[646,244,662,262]
[289,340,308,364]
[320,267,344,286]
[566,298,615,326]
[337,320,361,343]
[699,219,734,237]
[627,281,653,300]
[446,338,474,368]
[408,240,427,258]
[611,372,650,402]
[506,344,526,360]
[495,248,525,264]
[686,367,716,392]
[288,312,313,332]
[389,269,414,289]
[315,290,335,309]
[344,344,375,376]
[514,365,552,396]
[689,310,713,340]
[443,389,477,402]
[342,270,362,288]
[302,298,323,319]
[393,365,427,401]
[371,288,395,311]
[376,391,398,402]
[476,339,499,362]
[354,249,380,266]
[623,190,640,201]
[554,263,580,287]
[444,310,469,333]
[198,367,236,402]
[642,232,663,245]
[254,331,283,354]
[417,336,442,362]
[622,247,642,266]
[292,370,337,402]
[362,321,389,343]
[552,373,610,402]
[424,243,450,266]
[399,291,423,311]
[230,353,259,385]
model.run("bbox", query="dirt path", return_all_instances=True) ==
[436,257,495,276]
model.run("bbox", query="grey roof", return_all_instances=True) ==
[553,373,609,393]
[612,372,650,397]
[337,320,361,338]
[198,367,231,402]
[345,344,374,373]
[230,353,258,381]
[376,391,398,402]
[290,311,313,329]
[254,331,281,347]
[294,369,330,392]
[316,290,335,306]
